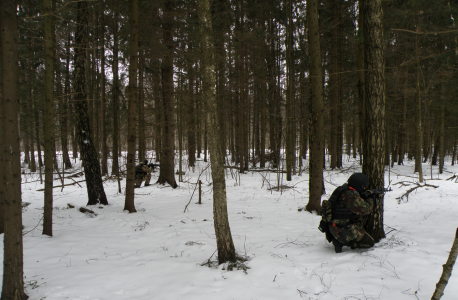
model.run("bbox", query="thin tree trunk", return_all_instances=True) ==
[74,0,108,206]
[138,48,145,161]
[439,80,445,174]
[285,0,294,181]
[431,228,458,300]
[28,43,37,172]
[197,0,236,264]
[414,35,424,181]
[111,8,120,177]
[124,0,138,213]
[1,0,29,297]
[43,0,54,237]
[306,0,325,213]
[188,59,196,167]
[61,32,72,169]
[99,0,108,175]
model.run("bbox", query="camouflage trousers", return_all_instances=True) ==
[135,172,151,188]
[328,222,366,244]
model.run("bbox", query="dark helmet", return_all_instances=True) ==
[141,159,148,165]
[347,173,369,193]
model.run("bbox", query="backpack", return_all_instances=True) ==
[318,185,349,240]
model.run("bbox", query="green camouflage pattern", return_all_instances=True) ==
[328,189,373,244]
[135,163,152,188]
[320,200,333,222]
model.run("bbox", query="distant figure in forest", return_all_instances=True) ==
[134,159,156,188]
[319,173,376,253]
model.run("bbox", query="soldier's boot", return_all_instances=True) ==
[134,179,142,188]
[353,233,375,249]
[332,238,343,253]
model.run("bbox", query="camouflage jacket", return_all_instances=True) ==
[135,164,152,175]
[332,189,373,223]
[328,188,374,243]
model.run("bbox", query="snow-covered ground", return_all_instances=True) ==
[4,154,458,300]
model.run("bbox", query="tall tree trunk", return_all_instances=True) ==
[124,0,138,213]
[414,35,424,181]
[330,0,340,170]
[74,0,108,206]
[398,74,407,165]
[99,0,108,175]
[28,42,37,172]
[157,0,178,188]
[306,0,325,213]
[61,32,72,169]
[43,0,54,237]
[439,79,445,174]
[197,0,236,264]
[187,57,196,167]
[362,0,386,242]
[0,13,4,235]
[111,8,120,177]
[357,3,366,165]
[0,0,29,297]
[285,0,294,181]
[138,48,145,161]
[34,46,43,168]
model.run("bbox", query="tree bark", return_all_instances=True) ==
[198,0,236,264]
[357,3,366,165]
[43,0,54,237]
[111,7,120,177]
[61,31,72,169]
[438,79,445,174]
[157,0,178,188]
[0,14,4,235]
[306,0,325,213]
[124,0,139,213]
[74,0,108,206]
[99,0,108,176]
[362,0,386,242]
[187,57,196,167]
[414,35,424,181]
[137,48,145,162]
[1,0,29,297]
[285,0,294,181]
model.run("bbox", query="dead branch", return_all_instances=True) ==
[393,181,415,187]
[22,216,44,236]
[397,182,439,202]
[36,179,86,191]
[79,207,97,216]
[445,174,457,181]
[183,164,211,213]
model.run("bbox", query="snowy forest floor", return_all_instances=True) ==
[3,154,458,300]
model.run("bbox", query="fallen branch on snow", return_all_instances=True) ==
[396,182,438,203]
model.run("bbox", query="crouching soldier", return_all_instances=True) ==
[322,173,376,253]
[135,159,152,188]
